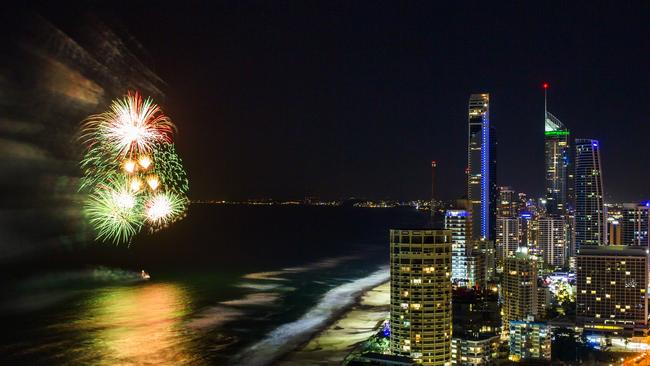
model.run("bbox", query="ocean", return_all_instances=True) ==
[0,204,428,365]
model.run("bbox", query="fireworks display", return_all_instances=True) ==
[80,91,188,244]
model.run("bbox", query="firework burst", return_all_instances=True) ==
[84,177,144,244]
[81,91,175,158]
[144,192,188,229]
[80,91,189,245]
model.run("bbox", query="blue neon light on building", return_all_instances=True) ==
[481,114,489,239]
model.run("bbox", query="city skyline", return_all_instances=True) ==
[6,2,647,202]
[1,2,649,366]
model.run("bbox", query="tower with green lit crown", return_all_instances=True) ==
[543,84,571,216]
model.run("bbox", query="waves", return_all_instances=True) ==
[232,266,389,366]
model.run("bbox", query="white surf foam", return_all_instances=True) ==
[232,266,389,366]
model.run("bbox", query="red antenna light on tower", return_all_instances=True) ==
[543,82,549,89]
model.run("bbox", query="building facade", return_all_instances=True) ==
[574,139,605,249]
[502,248,538,333]
[498,186,517,218]
[446,210,471,286]
[451,289,501,366]
[390,229,453,365]
[508,318,551,361]
[608,219,622,245]
[576,245,648,336]
[451,336,500,366]
[544,111,570,216]
[621,203,650,247]
[465,251,486,289]
[518,212,538,249]
[538,217,567,268]
[468,93,497,242]
[496,217,519,266]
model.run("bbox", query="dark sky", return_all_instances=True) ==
[38,1,650,202]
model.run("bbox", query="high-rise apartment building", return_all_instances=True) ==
[502,248,538,333]
[496,217,520,266]
[518,212,538,252]
[466,251,486,289]
[445,209,486,288]
[497,186,517,218]
[574,139,605,249]
[576,245,649,337]
[451,289,500,366]
[468,93,497,242]
[446,210,471,286]
[621,203,650,247]
[538,217,567,268]
[390,229,452,365]
[508,317,551,362]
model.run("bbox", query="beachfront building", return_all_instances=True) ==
[390,229,453,366]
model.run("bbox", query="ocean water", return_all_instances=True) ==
[0,205,427,365]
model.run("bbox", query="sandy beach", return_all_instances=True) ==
[277,281,390,365]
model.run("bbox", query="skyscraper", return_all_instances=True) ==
[446,210,471,285]
[502,247,538,334]
[496,217,520,265]
[538,217,567,268]
[574,139,605,249]
[497,186,517,218]
[468,93,497,242]
[543,84,570,216]
[390,229,452,365]
[621,203,650,247]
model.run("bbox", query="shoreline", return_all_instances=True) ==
[276,281,390,365]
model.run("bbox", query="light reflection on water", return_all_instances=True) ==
[64,283,200,365]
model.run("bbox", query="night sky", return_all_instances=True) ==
[14,1,650,202]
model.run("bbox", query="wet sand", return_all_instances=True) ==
[277,281,390,365]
